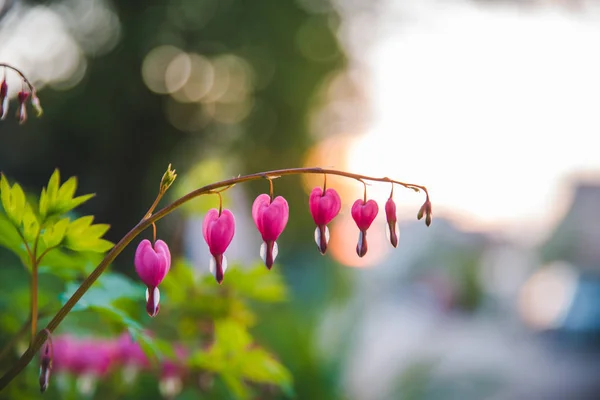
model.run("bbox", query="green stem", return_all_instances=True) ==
[0,167,428,390]
[30,231,41,345]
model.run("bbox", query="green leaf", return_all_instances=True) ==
[39,188,48,219]
[38,249,100,280]
[214,319,252,354]
[64,215,113,253]
[41,218,69,248]
[40,170,95,219]
[226,263,287,303]
[0,175,27,226]
[60,272,144,310]
[57,176,77,202]
[238,348,293,394]
[221,373,251,400]
[21,204,39,242]
[0,174,11,214]
[65,193,95,212]
[0,214,26,257]
[47,169,60,203]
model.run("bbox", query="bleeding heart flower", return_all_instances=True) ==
[202,208,236,284]
[309,187,341,254]
[385,198,399,248]
[134,239,171,317]
[0,79,7,120]
[16,90,28,124]
[252,194,289,269]
[351,199,379,257]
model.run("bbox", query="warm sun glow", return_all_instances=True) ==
[348,2,600,237]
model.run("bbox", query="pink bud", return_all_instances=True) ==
[16,90,29,124]
[252,194,289,269]
[0,79,8,120]
[351,199,379,257]
[202,208,235,284]
[385,198,399,248]
[417,198,433,227]
[39,336,53,393]
[309,187,341,254]
[134,239,171,317]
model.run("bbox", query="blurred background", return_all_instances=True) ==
[1,0,600,398]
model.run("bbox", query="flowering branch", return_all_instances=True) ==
[0,63,43,123]
[0,166,431,391]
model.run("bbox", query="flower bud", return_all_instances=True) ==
[385,198,399,248]
[134,239,171,317]
[39,335,53,393]
[351,199,379,257]
[31,93,43,116]
[252,194,289,269]
[309,187,341,254]
[202,208,236,284]
[417,198,433,227]
[160,163,177,193]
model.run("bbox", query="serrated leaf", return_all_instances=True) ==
[85,223,110,238]
[66,215,94,233]
[65,193,95,211]
[21,204,39,242]
[9,183,26,225]
[238,348,293,393]
[41,218,69,248]
[0,176,27,226]
[64,215,113,252]
[0,174,12,218]
[41,170,95,218]
[65,238,113,253]
[0,214,26,256]
[57,176,77,202]
[39,188,48,219]
[47,169,60,202]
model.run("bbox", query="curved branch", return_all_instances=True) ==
[0,166,429,390]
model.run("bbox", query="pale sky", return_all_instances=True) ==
[348,1,600,240]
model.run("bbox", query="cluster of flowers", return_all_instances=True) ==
[134,183,432,317]
[42,333,186,396]
[0,70,42,124]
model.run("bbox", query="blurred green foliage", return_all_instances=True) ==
[0,172,294,399]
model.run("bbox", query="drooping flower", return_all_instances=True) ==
[385,197,399,248]
[417,197,433,227]
[39,335,53,393]
[0,78,7,120]
[134,239,171,317]
[309,187,341,254]
[252,194,289,269]
[202,208,236,284]
[16,90,28,124]
[351,199,379,257]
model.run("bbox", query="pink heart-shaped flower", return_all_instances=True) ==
[309,187,341,226]
[351,199,379,231]
[252,194,289,241]
[202,209,236,256]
